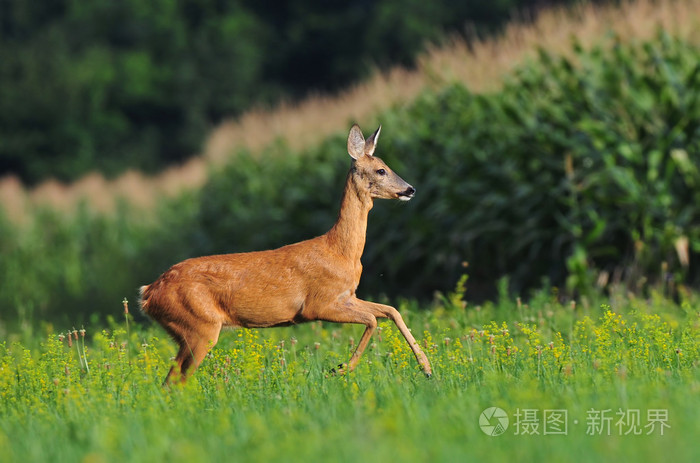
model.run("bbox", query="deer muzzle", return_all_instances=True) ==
[397,186,416,201]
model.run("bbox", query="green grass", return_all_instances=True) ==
[2,283,700,462]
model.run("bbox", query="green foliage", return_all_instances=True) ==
[188,140,348,255]
[0,204,159,327]
[509,34,700,292]
[1,291,699,461]
[3,32,700,324]
[0,0,271,183]
[184,32,700,300]
[378,31,700,297]
[0,0,561,184]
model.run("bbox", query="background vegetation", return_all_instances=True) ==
[0,0,595,185]
[2,31,700,328]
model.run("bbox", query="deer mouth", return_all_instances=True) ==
[397,186,416,201]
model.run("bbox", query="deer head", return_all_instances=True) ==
[347,124,415,201]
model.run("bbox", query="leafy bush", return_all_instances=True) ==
[188,32,700,300]
[2,32,700,324]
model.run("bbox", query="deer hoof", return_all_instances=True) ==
[329,363,348,375]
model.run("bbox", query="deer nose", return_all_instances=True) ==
[397,185,415,201]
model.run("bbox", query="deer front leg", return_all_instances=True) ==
[356,299,432,377]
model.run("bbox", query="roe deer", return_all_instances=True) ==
[140,124,432,384]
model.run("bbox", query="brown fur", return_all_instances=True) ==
[140,124,432,384]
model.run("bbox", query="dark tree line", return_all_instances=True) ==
[0,0,586,184]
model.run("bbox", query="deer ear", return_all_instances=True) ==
[364,125,381,157]
[347,124,365,160]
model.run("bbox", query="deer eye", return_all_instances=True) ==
[376,169,386,176]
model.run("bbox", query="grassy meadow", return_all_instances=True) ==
[2,282,700,462]
[3,1,700,461]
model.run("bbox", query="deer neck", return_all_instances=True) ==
[326,170,373,262]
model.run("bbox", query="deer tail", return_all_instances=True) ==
[139,284,153,315]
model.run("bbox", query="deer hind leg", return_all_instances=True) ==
[358,300,432,377]
[315,301,378,373]
[348,316,377,372]
[163,320,221,385]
